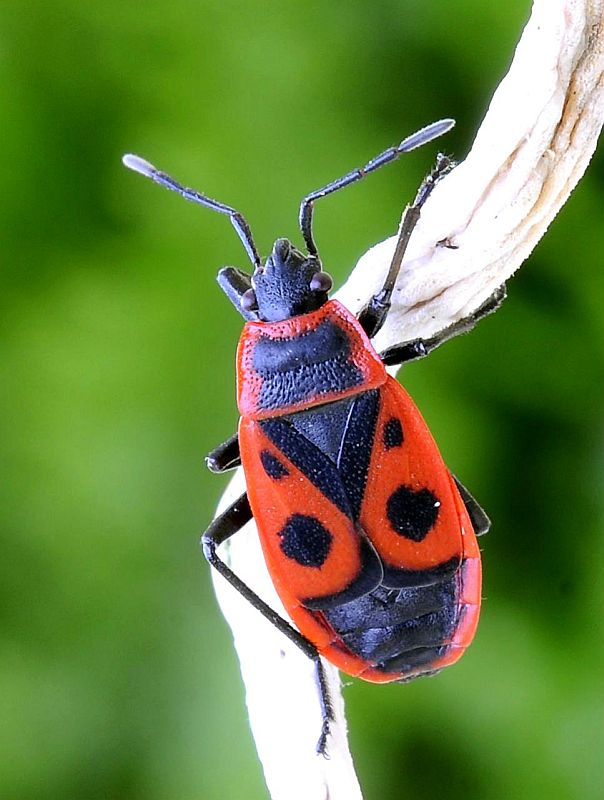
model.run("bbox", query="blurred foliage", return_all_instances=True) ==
[0,1,602,799]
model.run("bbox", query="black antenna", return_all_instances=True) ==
[122,154,261,270]
[299,118,456,256]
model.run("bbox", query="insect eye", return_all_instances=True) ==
[309,272,333,293]
[241,288,258,312]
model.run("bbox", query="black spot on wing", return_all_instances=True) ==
[383,417,403,449]
[279,514,332,568]
[260,449,289,480]
[387,485,440,541]
[260,417,351,517]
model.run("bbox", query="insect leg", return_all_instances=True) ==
[452,475,491,536]
[216,267,259,321]
[201,492,335,754]
[314,659,334,756]
[358,153,456,338]
[206,433,241,473]
[379,284,506,366]
[299,119,455,257]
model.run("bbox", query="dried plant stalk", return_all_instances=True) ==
[210,2,603,798]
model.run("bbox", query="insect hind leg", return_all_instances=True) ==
[201,492,335,755]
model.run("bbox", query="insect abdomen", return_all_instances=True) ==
[318,553,480,681]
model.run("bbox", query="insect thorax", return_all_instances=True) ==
[236,300,386,419]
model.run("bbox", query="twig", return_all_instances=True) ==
[210,2,603,798]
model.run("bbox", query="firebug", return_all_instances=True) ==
[123,119,504,752]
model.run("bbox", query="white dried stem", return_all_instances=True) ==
[210,2,603,798]
[341,0,604,356]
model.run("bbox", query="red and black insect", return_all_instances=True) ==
[123,119,504,752]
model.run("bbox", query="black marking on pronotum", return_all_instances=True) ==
[279,514,333,568]
[260,417,352,517]
[252,320,364,411]
[383,417,404,449]
[260,449,289,480]
[253,319,351,372]
[386,485,440,542]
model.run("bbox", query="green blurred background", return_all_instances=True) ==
[1,1,602,798]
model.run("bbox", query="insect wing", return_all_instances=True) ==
[359,377,472,586]
[239,416,382,612]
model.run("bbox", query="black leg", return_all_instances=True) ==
[358,153,456,338]
[453,475,491,537]
[379,285,506,367]
[201,493,335,754]
[299,119,455,257]
[314,659,335,755]
[206,433,241,473]
[216,268,259,321]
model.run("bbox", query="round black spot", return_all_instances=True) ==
[383,417,404,449]
[260,449,289,480]
[279,514,333,568]
[386,486,440,542]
